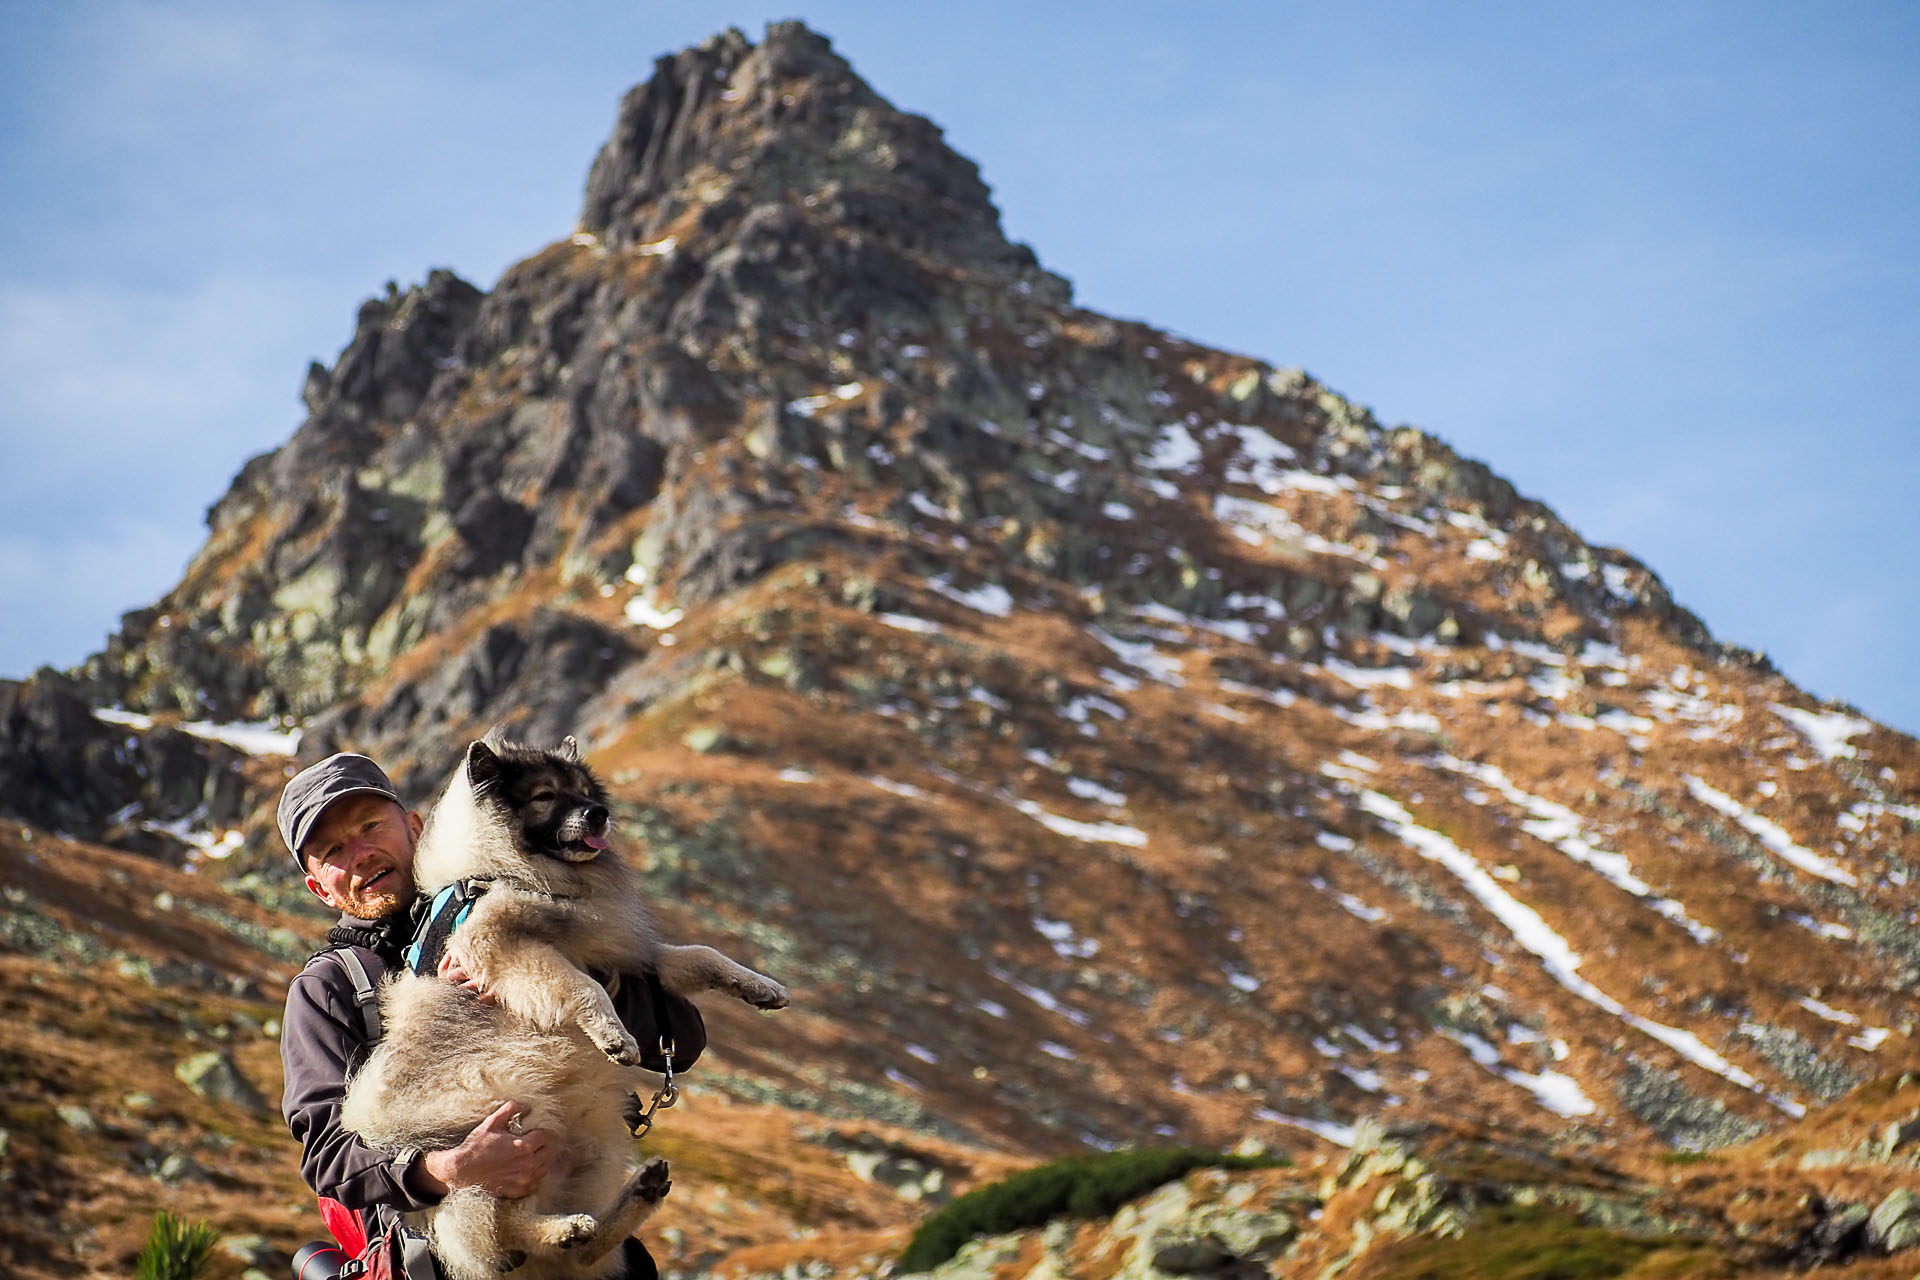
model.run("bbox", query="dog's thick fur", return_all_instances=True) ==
[340,733,787,1280]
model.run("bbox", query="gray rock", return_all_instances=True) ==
[1883,1117,1920,1156]
[1807,1202,1871,1259]
[845,1149,947,1203]
[175,1049,270,1114]
[155,1151,210,1185]
[56,1104,98,1134]
[1148,1205,1296,1274]
[1611,1059,1764,1151]
[0,673,251,851]
[1201,1207,1296,1257]
[220,1235,284,1269]
[1872,1188,1920,1252]
[683,726,728,754]
[1381,586,1447,639]
[1149,1235,1233,1273]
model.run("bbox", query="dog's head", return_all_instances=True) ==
[465,733,613,863]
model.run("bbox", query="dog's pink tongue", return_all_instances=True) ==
[583,834,608,851]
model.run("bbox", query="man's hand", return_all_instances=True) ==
[413,1101,551,1199]
[438,945,493,1003]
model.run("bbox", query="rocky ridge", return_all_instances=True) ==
[4,18,1920,1279]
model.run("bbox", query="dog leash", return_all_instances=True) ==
[627,1036,679,1139]
[626,969,682,1138]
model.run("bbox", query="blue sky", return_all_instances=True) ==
[2,1,1915,734]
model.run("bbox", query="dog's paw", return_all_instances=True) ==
[591,1021,644,1065]
[550,1215,598,1250]
[735,971,790,1010]
[632,1157,672,1204]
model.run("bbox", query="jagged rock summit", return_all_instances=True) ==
[73,21,1070,755]
[6,20,1920,1278]
[580,24,1041,280]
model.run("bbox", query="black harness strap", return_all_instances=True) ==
[406,878,491,978]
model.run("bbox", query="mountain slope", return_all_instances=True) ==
[3,18,1919,1278]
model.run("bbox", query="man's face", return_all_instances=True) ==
[301,793,423,920]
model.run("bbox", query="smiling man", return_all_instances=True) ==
[276,752,703,1279]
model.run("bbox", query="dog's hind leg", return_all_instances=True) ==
[654,944,789,1010]
[567,1157,673,1267]
[493,1196,599,1257]
[431,1190,538,1280]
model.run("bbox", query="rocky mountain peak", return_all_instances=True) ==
[579,22,1039,290]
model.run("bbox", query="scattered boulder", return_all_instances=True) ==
[174,1050,269,1115]
[220,1235,284,1270]
[821,1130,956,1204]
[1798,1200,1872,1264]
[1148,1205,1297,1273]
[154,1151,212,1186]
[1872,1189,1920,1253]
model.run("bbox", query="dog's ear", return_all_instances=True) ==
[465,739,501,791]
[558,736,580,762]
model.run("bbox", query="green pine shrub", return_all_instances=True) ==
[897,1145,1282,1272]
[135,1210,221,1280]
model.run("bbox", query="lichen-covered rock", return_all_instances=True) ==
[1872,1188,1920,1253]
[174,1050,269,1115]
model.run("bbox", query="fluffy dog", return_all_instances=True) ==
[340,732,788,1280]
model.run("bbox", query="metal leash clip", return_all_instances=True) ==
[626,1037,679,1138]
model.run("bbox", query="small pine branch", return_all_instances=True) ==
[135,1210,221,1280]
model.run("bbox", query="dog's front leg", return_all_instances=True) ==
[461,928,642,1064]
[655,943,790,1010]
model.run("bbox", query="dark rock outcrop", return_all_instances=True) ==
[0,674,250,859]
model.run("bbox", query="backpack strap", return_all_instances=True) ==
[310,943,439,1277]
[397,1224,437,1279]
[362,1203,442,1280]
[331,947,383,1044]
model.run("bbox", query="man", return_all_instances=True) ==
[278,752,703,1278]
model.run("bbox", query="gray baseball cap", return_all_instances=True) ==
[278,753,401,868]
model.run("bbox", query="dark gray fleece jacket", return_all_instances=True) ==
[280,908,706,1220]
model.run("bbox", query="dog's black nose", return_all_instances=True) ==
[584,804,609,829]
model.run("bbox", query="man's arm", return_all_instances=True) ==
[283,956,554,1207]
[280,958,440,1213]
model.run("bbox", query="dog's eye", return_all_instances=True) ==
[529,790,556,803]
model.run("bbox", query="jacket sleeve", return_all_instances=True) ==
[611,969,707,1075]
[280,954,439,1214]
